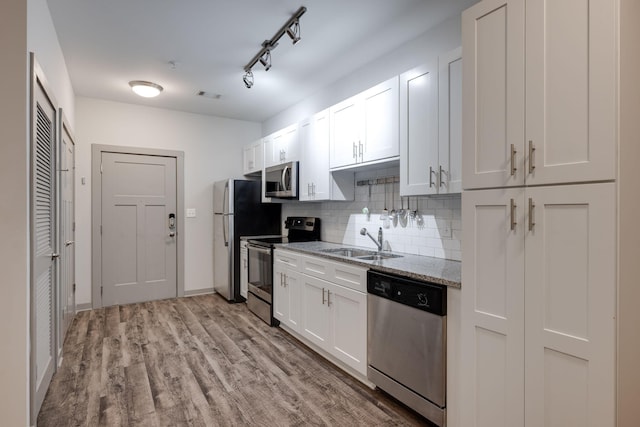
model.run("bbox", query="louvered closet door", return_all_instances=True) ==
[31,70,57,418]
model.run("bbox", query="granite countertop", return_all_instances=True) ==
[277,241,461,289]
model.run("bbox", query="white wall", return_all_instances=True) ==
[0,0,75,423]
[0,1,29,424]
[263,16,461,134]
[27,0,75,125]
[75,97,261,305]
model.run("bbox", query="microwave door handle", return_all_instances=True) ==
[281,165,289,191]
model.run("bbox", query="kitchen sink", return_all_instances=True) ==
[357,253,404,261]
[320,248,378,258]
[320,247,403,261]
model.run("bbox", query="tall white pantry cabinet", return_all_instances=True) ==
[459,0,640,426]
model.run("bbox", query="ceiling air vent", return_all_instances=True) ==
[196,91,222,100]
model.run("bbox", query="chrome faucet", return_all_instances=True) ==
[360,227,383,251]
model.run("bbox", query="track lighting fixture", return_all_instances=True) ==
[259,50,272,71]
[286,20,301,44]
[243,70,254,89]
[242,6,306,88]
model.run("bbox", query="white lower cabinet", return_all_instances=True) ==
[273,249,368,376]
[461,182,616,426]
[273,251,301,331]
[240,241,249,299]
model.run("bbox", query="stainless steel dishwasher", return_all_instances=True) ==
[367,270,447,426]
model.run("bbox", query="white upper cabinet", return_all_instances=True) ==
[299,111,331,201]
[438,47,463,194]
[360,77,400,163]
[264,123,299,168]
[242,138,263,175]
[463,0,616,190]
[399,47,462,196]
[462,0,525,189]
[330,76,399,170]
[524,0,616,185]
[399,60,439,196]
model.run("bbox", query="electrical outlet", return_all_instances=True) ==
[186,208,196,218]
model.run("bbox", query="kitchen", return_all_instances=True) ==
[2,0,639,426]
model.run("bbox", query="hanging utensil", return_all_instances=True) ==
[381,179,390,228]
[389,178,397,221]
[399,196,408,228]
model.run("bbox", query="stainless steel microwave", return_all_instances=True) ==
[264,161,298,199]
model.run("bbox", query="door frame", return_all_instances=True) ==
[91,144,185,308]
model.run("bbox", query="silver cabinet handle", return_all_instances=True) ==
[528,140,536,174]
[439,165,445,188]
[50,253,60,259]
[322,287,326,305]
[353,142,357,159]
[510,198,517,231]
[510,144,517,176]
[429,166,435,188]
[169,232,176,237]
[327,290,331,307]
[358,141,363,161]
[528,197,535,231]
[65,240,74,246]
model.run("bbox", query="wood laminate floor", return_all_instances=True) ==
[38,294,432,426]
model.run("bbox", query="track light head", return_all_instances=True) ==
[243,70,254,89]
[259,50,272,71]
[286,20,301,44]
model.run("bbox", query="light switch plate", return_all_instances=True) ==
[186,208,196,218]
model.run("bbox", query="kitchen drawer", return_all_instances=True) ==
[300,254,367,293]
[274,249,299,269]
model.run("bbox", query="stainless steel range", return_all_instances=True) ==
[246,217,320,325]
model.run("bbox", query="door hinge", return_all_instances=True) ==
[100,225,102,235]
[73,283,76,293]
[100,162,103,174]
[73,221,76,232]
[101,286,103,297]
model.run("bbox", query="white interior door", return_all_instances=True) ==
[100,152,177,306]
[58,118,75,359]
[31,68,57,421]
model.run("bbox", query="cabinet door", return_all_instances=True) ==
[399,60,439,196]
[462,0,525,189]
[438,47,463,194]
[461,188,525,427]
[525,0,616,185]
[524,183,615,427]
[283,270,302,332]
[263,133,277,168]
[273,262,288,323]
[300,110,331,201]
[240,245,248,299]
[330,95,360,169]
[273,123,299,164]
[327,282,367,375]
[361,76,399,163]
[243,144,255,175]
[300,274,331,350]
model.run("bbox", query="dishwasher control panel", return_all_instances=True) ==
[367,270,446,316]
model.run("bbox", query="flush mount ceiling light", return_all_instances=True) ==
[242,6,306,88]
[129,80,163,98]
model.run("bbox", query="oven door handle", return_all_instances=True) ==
[247,244,272,255]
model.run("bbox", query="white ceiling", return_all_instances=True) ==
[46,0,476,123]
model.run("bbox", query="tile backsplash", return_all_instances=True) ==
[282,165,462,261]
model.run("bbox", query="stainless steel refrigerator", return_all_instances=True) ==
[213,179,281,302]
